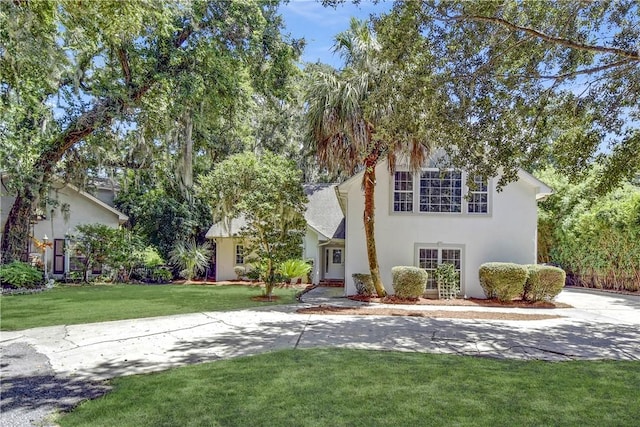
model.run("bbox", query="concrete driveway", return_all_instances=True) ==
[1,287,638,426]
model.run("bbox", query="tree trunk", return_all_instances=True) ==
[363,151,386,297]
[1,189,36,263]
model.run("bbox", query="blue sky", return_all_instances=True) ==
[280,0,393,67]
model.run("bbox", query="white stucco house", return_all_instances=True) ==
[204,157,551,298]
[336,158,552,298]
[1,177,128,278]
[205,184,345,284]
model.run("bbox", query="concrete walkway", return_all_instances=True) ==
[1,287,639,426]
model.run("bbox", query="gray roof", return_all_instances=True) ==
[304,184,345,240]
[205,184,345,241]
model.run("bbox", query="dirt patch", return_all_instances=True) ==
[251,295,283,302]
[349,295,572,309]
[297,305,562,321]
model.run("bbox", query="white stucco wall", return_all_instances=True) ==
[213,237,247,281]
[342,163,539,298]
[303,228,321,284]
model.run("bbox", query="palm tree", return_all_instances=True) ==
[305,18,431,297]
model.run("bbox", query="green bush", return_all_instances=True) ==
[142,246,165,268]
[524,264,566,302]
[391,266,427,299]
[151,267,173,283]
[479,262,528,301]
[0,261,44,289]
[352,273,374,296]
[278,259,312,281]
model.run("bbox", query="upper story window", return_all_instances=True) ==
[392,169,489,215]
[419,170,462,213]
[393,171,413,212]
[468,175,488,214]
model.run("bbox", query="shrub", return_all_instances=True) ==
[391,266,427,299]
[151,267,173,283]
[142,246,165,268]
[169,240,212,280]
[278,259,312,282]
[352,273,374,296]
[234,266,246,280]
[479,262,528,301]
[524,264,566,302]
[435,263,460,300]
[0,261,44,289]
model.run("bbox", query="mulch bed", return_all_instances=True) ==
[297,305,562,321]
[348,294,572,309]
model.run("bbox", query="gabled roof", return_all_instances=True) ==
[205,215,247,238]
[304,184,345,240]
[205,184,346,241]
[58,181,129,224]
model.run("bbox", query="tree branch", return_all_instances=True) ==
[449,14,640,61]
[117,46,132,85]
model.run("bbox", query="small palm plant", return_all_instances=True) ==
[278,259,312,284]
[169,240,212,281]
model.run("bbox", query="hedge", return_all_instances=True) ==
[391,266,427,299]
[352,273,375,296]
[478,262,528,301]
[524,264,566,302]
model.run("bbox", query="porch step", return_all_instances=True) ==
[319,279,344,287]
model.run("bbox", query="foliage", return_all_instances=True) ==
[56,349,640,427]
[478,262,528,301]
[524,265,566,302]
[537,168,640,291]
[115,175,211,264]
[278,259,312,281]
[0,261,43,289]
[375,1,640,192]
[150,268,173,284]
[142,247,165,269]
[1,0,301,263]
[0,285,298,331]
[233,266,246,280]
[197,152,307,297]
[74,224,144,282]
[434,263,460,300]
[352,273,375,296]
[391,266,428,299]
[169,240,212,281]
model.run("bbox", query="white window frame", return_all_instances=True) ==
[393,171,414,212]
[391,169,491,215]
[467,175,489,214]
[235,244,244,265]
[414,243,464,292]
[419,169,463,213]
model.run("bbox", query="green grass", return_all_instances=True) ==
[0,284,298,330]
[58,348,640,427]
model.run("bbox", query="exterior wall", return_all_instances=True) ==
[343,163,539,298]
[303,228,321,284]
[213,237,249,281]
[2,185,123,277]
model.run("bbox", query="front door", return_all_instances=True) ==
[325,247,345,280]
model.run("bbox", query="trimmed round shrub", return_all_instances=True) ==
[524,264,566,302]
[0,261,44,289]
[391,266,427,299]
[352,273,374,296]
[479,262,528,301]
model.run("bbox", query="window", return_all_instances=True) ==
[420,170,462,213]
[418,246,462,290]
[392,169,489,215]
[468,176,488,214]
[393,171,413,212]
[235,244,244,265]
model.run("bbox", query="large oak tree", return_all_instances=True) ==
[1,0,298,262]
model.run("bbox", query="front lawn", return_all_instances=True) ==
[0,284,298,331]
[58,348,640,427]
